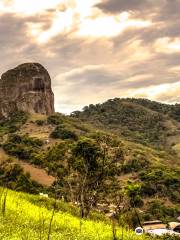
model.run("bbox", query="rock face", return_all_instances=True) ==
[0,63,54,118]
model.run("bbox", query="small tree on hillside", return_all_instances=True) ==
[68,138,108,218]
[125,181,143,228]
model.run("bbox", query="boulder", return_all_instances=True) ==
[0,63,54,118]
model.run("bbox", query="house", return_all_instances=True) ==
[142,220,180,236]
[143,220,166,231]
[168,222,180,233]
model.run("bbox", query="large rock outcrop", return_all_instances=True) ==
[0,63,54,118]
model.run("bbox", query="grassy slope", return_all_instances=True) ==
[0,188,147,240]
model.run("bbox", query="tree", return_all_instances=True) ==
[68,138,107,218]
[125,181,143,228]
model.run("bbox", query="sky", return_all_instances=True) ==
[0,0,180,113]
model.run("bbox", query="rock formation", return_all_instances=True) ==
[0,63,54,118]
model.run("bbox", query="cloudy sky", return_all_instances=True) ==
[0,0,180,113]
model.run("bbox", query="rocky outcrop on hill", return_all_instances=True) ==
[0,63,54,118]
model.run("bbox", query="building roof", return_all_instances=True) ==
[168,222,180,230]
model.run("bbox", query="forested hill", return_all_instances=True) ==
[72,98,180,149]
[0,98,179,224]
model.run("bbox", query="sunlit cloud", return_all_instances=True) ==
[27,9,75,43]
[2,0,151,43]
[125,74,153,83]
[132,81,180,103]
[24,0,102,43]
[0,0,62,15]
[154,37,180,54]
[77,12,151,37]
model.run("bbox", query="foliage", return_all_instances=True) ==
[47,113,64,125]
[35,119,46,126]
[44,142,68,175]
[3,134,44,164]
[139,167,180,202]
[0,99,180,223]
[71,98,179,148]
[143,200,180,222]
[125,181,144,208]
[122,156,150,173]
[66,138,106,217]
[0,160,42,194]
[0,111,28,136]
[50,125,78,140]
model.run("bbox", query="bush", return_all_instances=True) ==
[139,167,180,202]
[47,114,64,125]
[35,120,46,126]
[0,162,43,194]
[3,134,44,164]
[145,200,179,222]
[0,111,28,135]
[50,125,78,140]
[122,157,150,173]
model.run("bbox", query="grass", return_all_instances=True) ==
[0,188,150,240]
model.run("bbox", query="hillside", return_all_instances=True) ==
[72,98,180,150]
[0,188,146,240]
[0,99,179,225]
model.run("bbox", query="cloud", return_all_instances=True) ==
[132,81,180,103]
[96,0,154,13]
[0,0,180,113]
[154,37,180,54]
[0,0,63,15]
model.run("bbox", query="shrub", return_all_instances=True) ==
[145,200,180,222]
[122,157,150,173]
[0,111,28,135]
[3,134,44,164]
[139,167,180,202]
[50,125,78,140]
[35,120,46,126]
[47,114,64,125]
[0,162,43,194]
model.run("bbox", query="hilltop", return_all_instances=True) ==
[72,98,180,150]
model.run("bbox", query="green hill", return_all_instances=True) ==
[71,98,180,150]
[0,99,179,228]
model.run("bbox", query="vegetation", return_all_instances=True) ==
[140,167,180,202]
[0,159,43,193]
[143,200,180,222]
[0,188,151,240]
[50,125,78,140]
[0,188,179,240]
[71,98,180,149]
[3,134,44,165]
[0,111,28,137]
[0,98,179,230]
